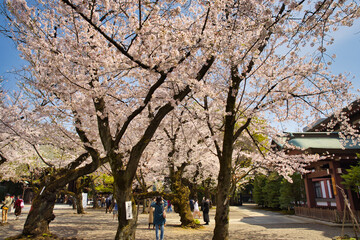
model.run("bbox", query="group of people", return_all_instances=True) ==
[1,193,24,224]
[190,197,211,225]
[147,196,211,240]
[99,194,118,220]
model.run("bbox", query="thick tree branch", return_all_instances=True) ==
[65,152,90,171]
[204,96,222,158]
[93,95,113,152]
[47,155,107,193]
[125,56,215,185]
[114,72,167,146]
[73,111,99,159]
[245,128,265,158]
[233,118,252,143]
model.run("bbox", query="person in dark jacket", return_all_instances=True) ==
[202,198,210,225]
[105,195,112,213]
[189,199,194,212]
[150,196,168,240]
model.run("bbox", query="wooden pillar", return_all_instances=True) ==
[304,174,316,208]
[329,160,345,212]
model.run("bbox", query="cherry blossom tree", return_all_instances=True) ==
[3,0,360,239]
[0,85,46,181]
[5,0,216,238]
[148,107,218,227]
[185,1,360,239]
[0,80,25,171]
[0,82,101,234]
[129,106,218,226]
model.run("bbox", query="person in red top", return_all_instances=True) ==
[14,195,24,220]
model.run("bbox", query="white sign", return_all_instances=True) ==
[82,193,88,208]
[40,186,45,195]
[125,201,133,220]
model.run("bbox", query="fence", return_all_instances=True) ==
[295,206,360,223]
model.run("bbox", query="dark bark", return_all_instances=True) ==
[212,161,232,240]
[141,199,147,214]
[114,174,138,240]
[23,189,57,236]
[74,178,85,214]
[59,189,85,214]
[75,192,84,214]
[212,65,243,240]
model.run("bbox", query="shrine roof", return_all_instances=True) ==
[286,132,360,150]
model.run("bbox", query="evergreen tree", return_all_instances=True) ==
[253,174,267,207]
[341,162,360,193]
[264,172,282,208]
[279,173,305,210]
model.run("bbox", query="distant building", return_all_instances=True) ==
[275,99,360,222]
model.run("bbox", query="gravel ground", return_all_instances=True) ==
[0,203,357,240]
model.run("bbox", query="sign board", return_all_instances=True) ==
[82,193,88,208]
[125,201,133,220]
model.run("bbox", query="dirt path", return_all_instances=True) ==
[0,204,356,239]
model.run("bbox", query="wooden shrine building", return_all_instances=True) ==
[277,99,360,222]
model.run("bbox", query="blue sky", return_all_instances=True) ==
[326,21,360,92]
[0,34,25,91]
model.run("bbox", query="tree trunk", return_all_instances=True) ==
[74,178,85,214]
[171,187,194,227]
[21,152,101,237]
[114,174,138,240]
[75,191,85,214]
[212,162,231,240]
[23,189,57,236]
[93,193,100,208]
[71,196,76,209]
[170,167,196,227]
[212,65,243,240]
[142,199,147,214]
[90,178,100,208]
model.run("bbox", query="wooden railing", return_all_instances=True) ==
[295,206,360,223]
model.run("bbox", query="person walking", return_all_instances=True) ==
[14,195,24,220]
[105,195,112,213]
[151,196,167,240]
[148,198,155,229]
[201,197,206,211]
[202,198,210,225]
[167,200,172,213]
[193,199,201,219]
[1,193,12,224]
[101,195,105,208]
[112,200,118,220]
